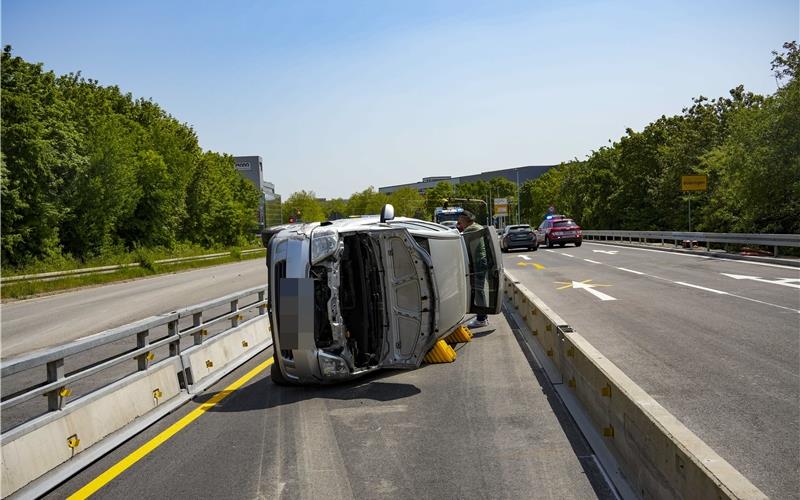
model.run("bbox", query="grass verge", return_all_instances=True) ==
[1,250,265,301]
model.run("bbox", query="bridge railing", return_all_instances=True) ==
[582,230,800,257]
[0,286,272,498]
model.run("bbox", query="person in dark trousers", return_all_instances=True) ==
[457,210,489,328]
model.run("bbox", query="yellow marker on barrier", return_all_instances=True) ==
[567,347,575,357]
[59,387,72,398]
[152,388,163,400]
[546,348,553,357]
[242,340,249,348]
[568,377,576,388]
[205,360,214,368]
[601,384,612,397]
[67,434,80,449]
[424,340,457,363]
[603,426,615,438]
[145,352,155,361]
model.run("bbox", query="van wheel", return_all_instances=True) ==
[270,357,292,386]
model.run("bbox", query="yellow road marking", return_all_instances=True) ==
[68,357,274,499]
[516,262,545,270]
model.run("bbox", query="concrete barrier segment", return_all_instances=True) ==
[182,316,271,394]
[1,360,183,497]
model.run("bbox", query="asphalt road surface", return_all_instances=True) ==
[1,259,269,358]
[503,241,800,500]
[45,313,614,500]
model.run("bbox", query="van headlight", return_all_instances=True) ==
[318,352,349,376]
[310,227,339,264]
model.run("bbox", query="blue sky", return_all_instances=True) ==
[2,0,798,198]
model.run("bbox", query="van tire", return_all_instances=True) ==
[270,357,292,386]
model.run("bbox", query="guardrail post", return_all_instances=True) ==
[168,320,180,357]
[46,359,65,411]
[136,330,149,371]
[230,299,240,328]
[774,245,779,257]
[192,312,203,346]
[258,291,266,316]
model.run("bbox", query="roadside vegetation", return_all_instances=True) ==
[1,46,261,274]
[1,245,265,300]
[521,42,799,235]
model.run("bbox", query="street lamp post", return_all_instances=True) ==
[515,168,520,225]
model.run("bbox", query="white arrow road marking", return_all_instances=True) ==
[592,250,618,255]
[572,280,617,301]
[617,267,645,275]
[556,279,617,301]
[721,273,800,289]
[675,282,728,295]
[518,255,532,261]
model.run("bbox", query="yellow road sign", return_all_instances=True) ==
[681,175,707,191]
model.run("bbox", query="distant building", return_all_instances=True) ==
[378,165,557,195]
[234,155,282,228]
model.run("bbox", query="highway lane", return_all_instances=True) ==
[45,313,613,500]
[503,241,800,500]
[0,258,268,358]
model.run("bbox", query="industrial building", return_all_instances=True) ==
[234,156,282,227]
[378,165,557,195]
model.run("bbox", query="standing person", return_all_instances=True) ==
[457,210,489,328]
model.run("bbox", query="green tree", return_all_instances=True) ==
[387,187,424,217]
[346,186,387,216]
[283,191,325,223]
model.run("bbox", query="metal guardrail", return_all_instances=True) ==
[1,285,267,416]
[582,230,800,257]
[0,248,266,284]
[1,286,271,498]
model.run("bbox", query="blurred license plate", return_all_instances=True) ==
[562,231,576,236]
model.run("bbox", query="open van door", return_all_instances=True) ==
[462,226,503,315]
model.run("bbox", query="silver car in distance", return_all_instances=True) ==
[262,204,502,385]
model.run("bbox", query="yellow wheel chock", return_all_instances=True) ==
[444,325,473,345]
[424,340,457,364]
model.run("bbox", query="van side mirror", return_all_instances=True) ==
[380,204,395,223]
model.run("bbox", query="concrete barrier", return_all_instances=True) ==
[1,359,183,498]
[182,315,272,394]
[502,271,767,500]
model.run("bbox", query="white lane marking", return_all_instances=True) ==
[583,242,799,270]
[592,249,618,255]
[724,293,800,314]
[617,267,645,275]
[562,253,575,258]
[674,282,729,295]
[544,249,556,253]
[721,273,800,289]
[518,255,532,261]
[584,259,602,264]
[572,281,617,301]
